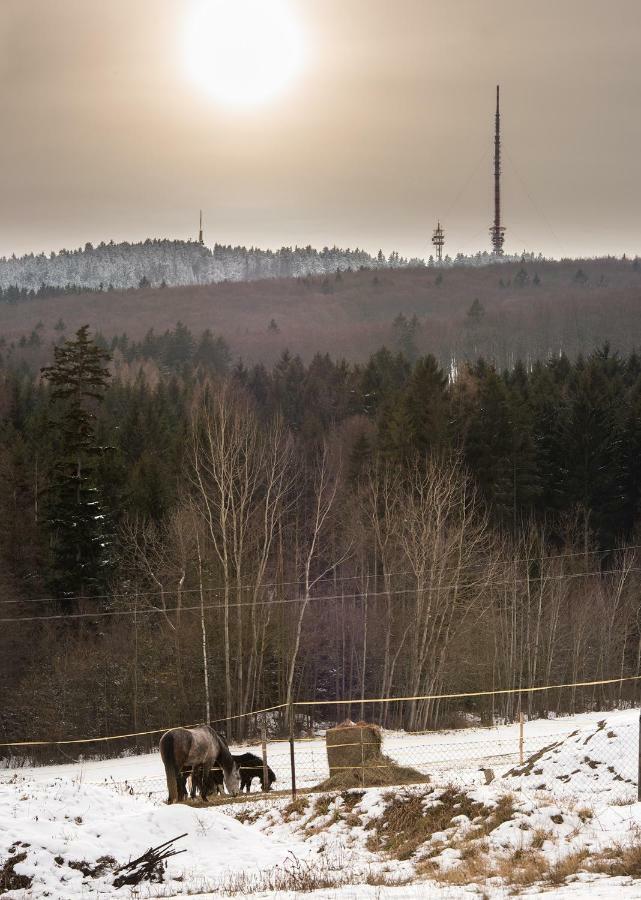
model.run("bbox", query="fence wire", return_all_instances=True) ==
[1,677,639,804]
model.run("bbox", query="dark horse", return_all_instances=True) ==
[159,725,240,803]
[197,752,276,799]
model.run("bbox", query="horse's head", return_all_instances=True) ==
[224,760,241,797]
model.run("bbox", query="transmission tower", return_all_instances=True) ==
[198,210,204,245]
[490,85,506,256]
[431,221,445,262]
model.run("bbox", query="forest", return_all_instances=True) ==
[2,316,641,752]
[1,257,640,371]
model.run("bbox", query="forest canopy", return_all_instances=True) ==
[1,325,640,747]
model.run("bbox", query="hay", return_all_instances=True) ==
[326,721,382,772]
[320,720,428,790]
[314,754,429,791]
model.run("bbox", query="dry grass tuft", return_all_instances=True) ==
[590,840,641,879]
[530,828,553,849]
[546,849,589,885]
[281,796,309,822]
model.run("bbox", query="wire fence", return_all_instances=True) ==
[1,676,639,805]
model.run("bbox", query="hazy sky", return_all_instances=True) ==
[1,0,640,260]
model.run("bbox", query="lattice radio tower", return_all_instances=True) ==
[490,85,506,256]
[198,210,204,245]
[431,221,445,262]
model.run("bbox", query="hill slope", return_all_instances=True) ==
[1,258,640,366]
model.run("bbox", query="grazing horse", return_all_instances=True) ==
[159,725,240,803]
[197,753,277,800]
[235,752,277,794]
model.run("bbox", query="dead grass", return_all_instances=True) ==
[530,828,553,849]
[281,796,309,822]
[547,849,589,885]
[214,851,410,895]
[590,840,641,879]
[365,787,491,861]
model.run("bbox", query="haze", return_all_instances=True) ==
[1,0,640,260]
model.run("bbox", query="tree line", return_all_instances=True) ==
[1,328,641,748]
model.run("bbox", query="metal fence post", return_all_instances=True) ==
[289,702,297,800]
[638,709,641,802]
[261,714,269,792]
[519,711,524,765]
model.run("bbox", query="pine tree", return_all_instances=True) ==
[41,326,112,605]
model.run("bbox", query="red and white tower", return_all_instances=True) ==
[490,85,506,256]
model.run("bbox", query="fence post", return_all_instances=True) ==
[261,714,269,793]
[519,711,524,765]
[360,725,365,788]
[289,702,297,800]
[638,709,641,802]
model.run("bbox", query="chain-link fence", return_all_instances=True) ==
[1,679,639,805]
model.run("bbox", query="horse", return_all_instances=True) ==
[235,752,277,793]
[197,753,276,800]
[159,724,240,803]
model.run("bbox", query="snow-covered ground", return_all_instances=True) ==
[1,708,640,897]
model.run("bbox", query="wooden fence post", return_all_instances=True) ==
[289,702,297,800]
[261,714,269,792]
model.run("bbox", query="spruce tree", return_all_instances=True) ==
[41,325,112,605]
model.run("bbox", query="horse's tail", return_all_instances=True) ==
[159,730,180,804]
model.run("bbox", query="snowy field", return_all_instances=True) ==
[1,708,640,897]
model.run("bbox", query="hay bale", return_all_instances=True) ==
[326,720,382,774]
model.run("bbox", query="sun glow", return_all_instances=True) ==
[184,0,305,107]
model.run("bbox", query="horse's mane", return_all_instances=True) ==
[204,724,233,768]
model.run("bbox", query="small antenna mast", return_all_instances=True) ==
[431,221,445,262]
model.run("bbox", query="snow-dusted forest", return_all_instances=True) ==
[0,238,534,292]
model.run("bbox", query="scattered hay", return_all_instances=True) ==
[314,754,429,791]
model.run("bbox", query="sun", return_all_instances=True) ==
[184,0,305,107]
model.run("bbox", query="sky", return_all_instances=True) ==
[1,0,640,261]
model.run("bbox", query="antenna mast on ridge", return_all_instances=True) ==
[490,85,505,256]
[198,210,204,245]
[431,221,445,262]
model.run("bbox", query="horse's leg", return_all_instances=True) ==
[159,731,181,804]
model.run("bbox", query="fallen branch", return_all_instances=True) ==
[112,833,188,888]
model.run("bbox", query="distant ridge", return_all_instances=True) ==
[0,238,531,292]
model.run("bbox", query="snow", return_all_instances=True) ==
[2,708,641,897]
[0,775,308,898]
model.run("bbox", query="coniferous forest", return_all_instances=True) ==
[2,312,641,749]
